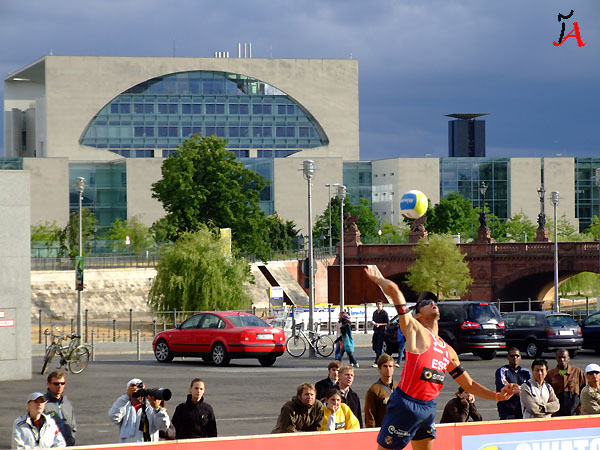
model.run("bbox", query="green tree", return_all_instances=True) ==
[494,212,537,242]
[584,215,600,238]
[559,272,600,297]
[148,227,253,312]
[31,221,62,247]
[60,209,98,257]
[264,214,298,252]
[425,192,478,237]
[313,197,379,245]
[548,213,589,241]
[151,135,270,258]
[405,234,474,299]
[108,216,154,253]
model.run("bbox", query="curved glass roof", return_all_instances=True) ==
[80,71,328,157]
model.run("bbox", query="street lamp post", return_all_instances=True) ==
[551,191,560,312]
[479,181,488,227]
[75,177,85,341]
[595,169,600,304]
[337,185,347,312]
[302,160,316,356]
[325,183,333,249]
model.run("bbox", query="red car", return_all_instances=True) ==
[152,311,286,367]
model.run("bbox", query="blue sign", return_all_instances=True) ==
[462,427,600,450]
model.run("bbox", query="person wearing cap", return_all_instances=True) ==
[364,268,519,450]
[44,371,76,446]
[580,363,600,415]
[12,392,66,448]
[108,378,170,443]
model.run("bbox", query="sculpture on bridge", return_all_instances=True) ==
[343,212,362,246]
[408,216,428,243]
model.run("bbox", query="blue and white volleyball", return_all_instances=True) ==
[400,190,428,219]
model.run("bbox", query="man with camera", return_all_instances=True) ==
[108,378,170,443]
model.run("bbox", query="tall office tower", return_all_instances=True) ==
[446,113,488,157]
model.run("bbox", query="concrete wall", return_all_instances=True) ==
[371,158,440,226]
[0,170,31,381]
[126,159,165,227]
[23,157,70,227]
[7,56,358,162]
[510,158,542,221]
[543,157,577,228]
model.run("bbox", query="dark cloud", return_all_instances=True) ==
[1,0,598,159]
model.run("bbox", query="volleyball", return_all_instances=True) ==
[400,190,428,219]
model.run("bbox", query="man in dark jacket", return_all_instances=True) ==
[172,378,217,439]
[272,383,324,433]
[495,348,531,420]
[315,361,341,401]
[545,348,586,416]
[44,371,77,446]
[371,300,390,367]
[440,387,482,423]
[336,365,363,427]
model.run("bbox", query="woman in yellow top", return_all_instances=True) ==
[320,388,360,431]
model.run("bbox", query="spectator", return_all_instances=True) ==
[335,313,359,367]
[520,359,560,419]
[335,365,363,428]
[108,378,170,443]
[580,363,600,415]
[395,325,405,367]
[320,388,360,431]
[315,361,342,401]
[334,312,345,360]
[44,371,76,446]
[272,383,324,433]
[12,392,66,449]
[171,378,217,439]
[371,300,389,367]
[440,387,482,423]
[495,348,531,420]
[364,353,395,428]
[545,348,585,416]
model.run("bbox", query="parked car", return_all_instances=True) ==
[502,311,583,358]
[580,311,600,354]
[383,301,505,360]
[152,311,286,367]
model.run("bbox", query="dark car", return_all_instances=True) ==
[383,301,505,360]
[502,311,583,358]
[580,311,600,354]
[152,311,286,367]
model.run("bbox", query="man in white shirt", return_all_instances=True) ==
[520,359,560,418]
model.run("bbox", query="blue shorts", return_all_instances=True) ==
[377,388,437,450]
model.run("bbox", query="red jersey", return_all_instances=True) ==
[399,329,451,401]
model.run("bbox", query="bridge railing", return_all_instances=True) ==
[497,297,599,321]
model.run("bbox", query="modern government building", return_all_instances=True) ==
[3,55,600,238]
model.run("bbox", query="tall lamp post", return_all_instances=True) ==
[479,181,488,227]
[551,191,560,312]
[75,177,85,341]
[337,184,347,312]
[595,169,600,303]
[325,183,333,249]
[302,160,316,355]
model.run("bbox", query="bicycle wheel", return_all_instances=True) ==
[68,346,90,374]
[41,346,56,375]
[286,335,307,357]
[315,335,335,357]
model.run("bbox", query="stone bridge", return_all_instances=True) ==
[328,241,600,305]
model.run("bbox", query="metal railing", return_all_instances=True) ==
[496,297,599,321]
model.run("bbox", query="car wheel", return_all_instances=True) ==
[154,339,174,363]
[211,343,230,366]
[525,340,541,358]
[258,356,277,367]
[477,349,497,360]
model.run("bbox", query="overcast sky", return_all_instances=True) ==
[1,0,598,160]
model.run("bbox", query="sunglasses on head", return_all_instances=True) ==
[52,382,66,386]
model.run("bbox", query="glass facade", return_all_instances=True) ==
[239,158,274,216]
[343,162,373,206]
[440,158,510,220]
[574,158,600,232]
[80,71,328,155]
[0,158,23,170]
[69,163,127,235]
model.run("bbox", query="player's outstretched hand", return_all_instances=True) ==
[498,381,520,401]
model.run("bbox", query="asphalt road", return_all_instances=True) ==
[2,347,600,449]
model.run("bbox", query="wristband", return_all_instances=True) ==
[395,304,410,315]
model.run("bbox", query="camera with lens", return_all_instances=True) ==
[132,387,172,401]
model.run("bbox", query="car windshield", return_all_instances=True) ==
[228,315,269,327]
[547,315,578,327]
[467,304,501,323]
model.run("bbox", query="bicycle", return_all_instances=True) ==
[286,323,335,357]
[41,328,91,375]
